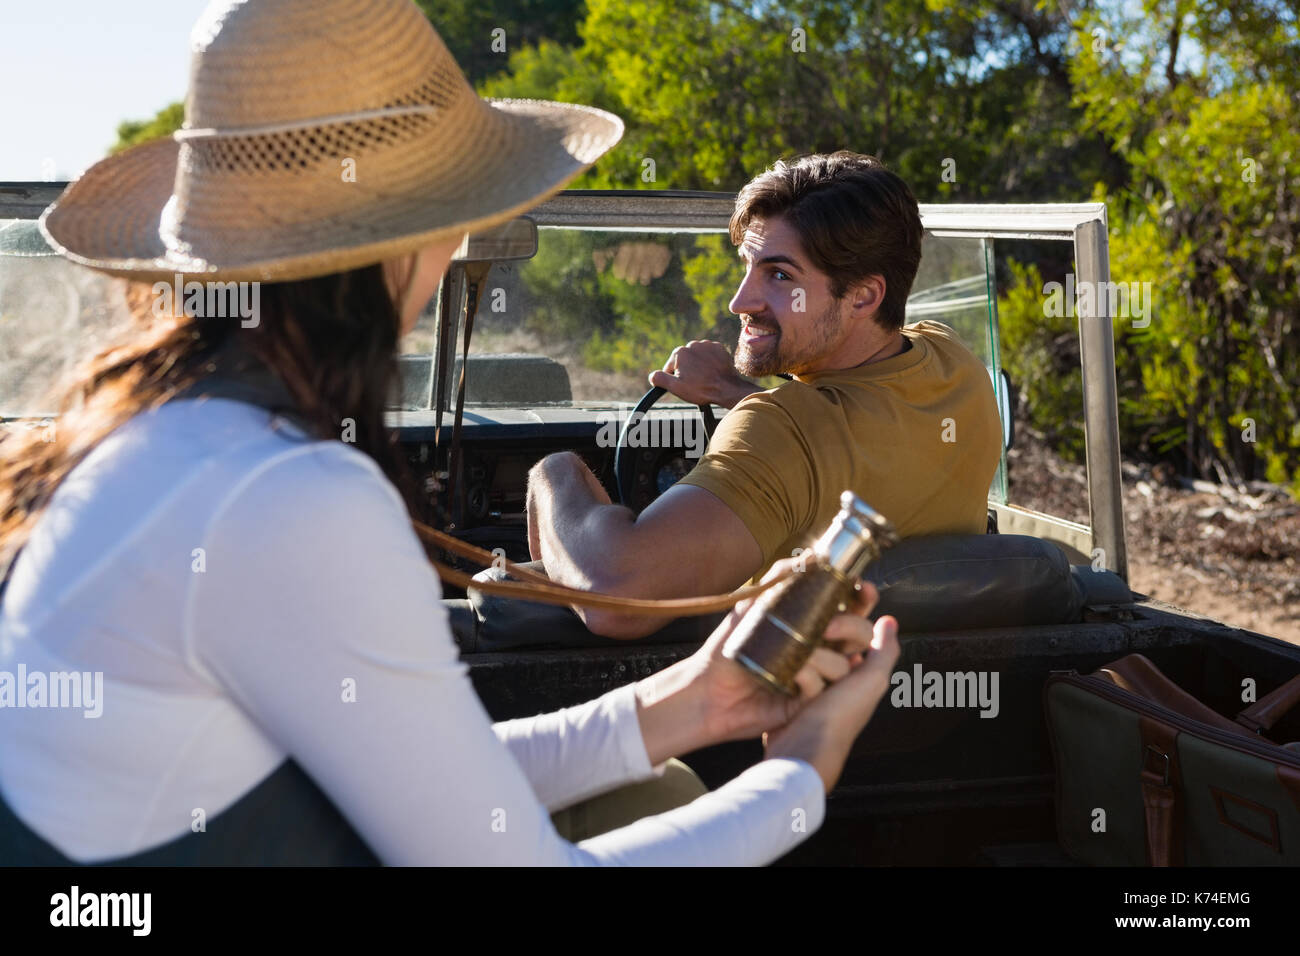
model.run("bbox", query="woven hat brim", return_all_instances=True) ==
[39,99,623,283]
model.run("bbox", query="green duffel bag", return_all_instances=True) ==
[1046,654,1300,866]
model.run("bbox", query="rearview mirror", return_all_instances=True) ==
[452,216,538,263]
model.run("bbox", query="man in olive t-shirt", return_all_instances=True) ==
[526,152,1002,638]
[677,318,1000,582]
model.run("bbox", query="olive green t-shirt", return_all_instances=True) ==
[678,320,1002,579]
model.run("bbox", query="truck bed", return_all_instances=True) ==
[465,596,1300,865]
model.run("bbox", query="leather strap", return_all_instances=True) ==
[430,277,454,519]
[1236,672,1300,735]
[1138,716,1183,866]
[445,262,490,530]
[413,519,794,616]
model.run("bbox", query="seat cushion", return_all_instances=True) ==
[866,534,1129,631]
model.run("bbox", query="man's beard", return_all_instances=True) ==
[734,297,845,377]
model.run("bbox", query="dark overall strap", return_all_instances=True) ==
[0,357,379,866]
[168,345,316,435]
[0,761,379,866]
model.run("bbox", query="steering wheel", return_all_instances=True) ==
[614,386,719,512]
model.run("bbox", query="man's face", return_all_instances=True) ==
[729,215,852,377]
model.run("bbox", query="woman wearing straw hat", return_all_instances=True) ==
[0,0,898,865]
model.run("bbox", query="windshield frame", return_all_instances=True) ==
[436,192,1121,578]
[0,186,1121,579]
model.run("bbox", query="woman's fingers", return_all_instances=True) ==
[793,666,827,700]
[707,556,803,645]
[832,615,901,723]
[706,567,885,666]
[851,581,880,616]
[803,645,851,684]
[822,612,874,654]
[761,556,803,583]
[859,616,901,689]
[791,617,877,695]
[798,612,899,698]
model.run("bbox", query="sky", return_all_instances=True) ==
[1,0,209,181]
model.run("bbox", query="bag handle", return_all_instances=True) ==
[412,519,794,617]
[1138,716,1182,866]
[1235,672,1300,735]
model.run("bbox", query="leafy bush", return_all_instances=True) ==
[1071,2,1300,492]
[997,260,1086,461]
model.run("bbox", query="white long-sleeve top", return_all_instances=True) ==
[0,397,824,865]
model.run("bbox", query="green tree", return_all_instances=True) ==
[1069,0,1300,489]
[481,0,1125,198]
[111,102,185,154]
[413,0,584,86]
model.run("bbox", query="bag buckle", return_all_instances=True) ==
[1143,746,1171,787]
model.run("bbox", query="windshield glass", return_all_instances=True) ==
[421,226,999,411]
[0,212,1001,471]
[433,230,753,407]
[0,219,131,419]
[412,222,1005,500]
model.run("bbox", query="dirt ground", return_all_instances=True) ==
[1007,426,1300,644]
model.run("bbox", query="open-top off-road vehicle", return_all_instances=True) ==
[3,184,1298,866]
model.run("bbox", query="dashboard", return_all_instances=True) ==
[392,407,707,582]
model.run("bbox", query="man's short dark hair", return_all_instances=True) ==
[729,152,923,332]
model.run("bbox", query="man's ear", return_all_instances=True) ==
[847,274,887,321]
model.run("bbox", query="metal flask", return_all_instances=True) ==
[722,491,898,695]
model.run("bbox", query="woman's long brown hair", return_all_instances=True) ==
[0,264,426,580]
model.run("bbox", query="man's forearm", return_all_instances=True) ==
[526,451,763,639]
[528,453,637,592]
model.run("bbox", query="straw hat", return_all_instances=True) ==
[39,0,624,283]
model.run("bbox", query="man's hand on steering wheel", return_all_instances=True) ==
[649,340,763,410]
